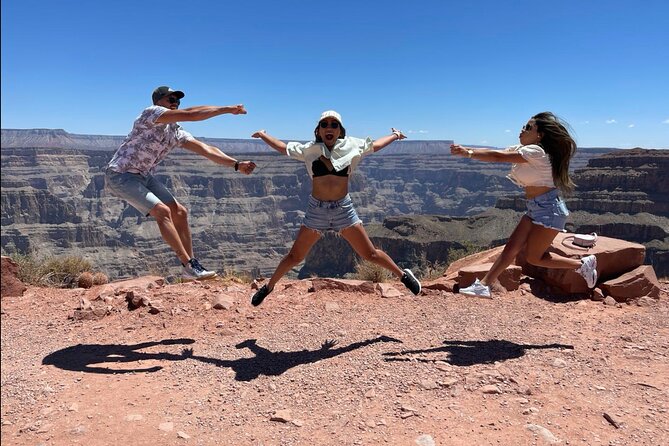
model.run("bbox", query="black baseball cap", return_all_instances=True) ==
[152,86,185,105]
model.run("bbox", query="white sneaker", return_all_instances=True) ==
[459,278,492,299]
[182,258,217,280]
[576,255,598,288]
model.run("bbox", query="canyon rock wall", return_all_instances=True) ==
[2,129,665,279]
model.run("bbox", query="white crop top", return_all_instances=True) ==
[285,136,374,178]
[506,144,555,188]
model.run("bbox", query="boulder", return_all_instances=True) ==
[600,265,661,302]
[449,234,659,299]
[1,256,26,298]
[310,278,376,294]
[457,262,522,291]
[521,233,646,294]
[443,246,505,281]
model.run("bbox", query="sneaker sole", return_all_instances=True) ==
[181,273,219,282]
[460,291,493,300]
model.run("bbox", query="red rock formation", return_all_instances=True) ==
[1,256,27,297]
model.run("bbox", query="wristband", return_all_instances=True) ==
[466,149,474,158]
[234,161,239,171]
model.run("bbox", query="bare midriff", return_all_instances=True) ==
[524,185,556,199]
[312,176,349,201]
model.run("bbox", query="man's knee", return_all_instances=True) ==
[150,203,173,222]
[169,202,188,221]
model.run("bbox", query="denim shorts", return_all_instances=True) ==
[525,188,570,231]
[105,169,176,216]
[303,194,362,233]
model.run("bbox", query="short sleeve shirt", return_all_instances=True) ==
[285,136,374,177]
[107,105,194,176]
[506,144,555,188]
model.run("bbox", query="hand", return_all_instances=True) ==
[450,144,467,156]
[237,161,257,175]
[251,130,266,138]
[391,128,407,140]
[230,104,247,115]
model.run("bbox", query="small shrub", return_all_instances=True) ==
[77,272,94,288]
[351,260,393,283]
[92,272,109,285]
[447,241,485,266]
[420,260,448,281]
[13,253,93,288]
[219,268,252,284]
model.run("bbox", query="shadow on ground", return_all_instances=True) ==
[383,338,573,366]
[42,336,402,381]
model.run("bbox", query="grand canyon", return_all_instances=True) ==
[1,129,667,280]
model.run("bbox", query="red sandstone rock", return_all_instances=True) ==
[443,246,505,281]
[449,234,657,298]
[521,233,646,294]
[457,263,522,291]
[1,256,26,298]
[600,265,661,302]
[310,278,376,294]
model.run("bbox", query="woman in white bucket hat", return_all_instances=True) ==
[249,110,421,306]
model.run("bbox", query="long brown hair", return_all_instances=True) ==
[533,111,577,194]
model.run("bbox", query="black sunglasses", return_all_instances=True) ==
[522,123,535,132]
[167,96,181,104]
[319,121,340,129]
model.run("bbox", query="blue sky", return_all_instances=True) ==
[2,0,668,148]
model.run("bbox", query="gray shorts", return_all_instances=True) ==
[303,194,362,233]
[105,169,176,216]
[525,189,569,231]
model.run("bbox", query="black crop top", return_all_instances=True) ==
[312,157,349,177]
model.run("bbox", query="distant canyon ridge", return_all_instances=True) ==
[1,129,667,280]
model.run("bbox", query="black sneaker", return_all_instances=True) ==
[251,284,273,306]
[401,268,421,295]
[182,258,217,280]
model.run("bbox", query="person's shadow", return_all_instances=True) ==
[383,339,573,366]
[42,338,197,374]
[42,336,402,381]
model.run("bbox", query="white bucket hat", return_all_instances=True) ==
[319,110,343,126]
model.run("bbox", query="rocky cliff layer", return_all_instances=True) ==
[2,128,664,279]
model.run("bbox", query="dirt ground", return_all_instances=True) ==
[1,276,668,446]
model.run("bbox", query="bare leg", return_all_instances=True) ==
[340,223,404,278]
[482,216,582,286]
[481,216,534,286]
[524,225,582,269]
[167,201,193,259]
[149,203,190,265]
[266,226,322,291]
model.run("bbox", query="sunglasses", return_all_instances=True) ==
[522,123,535,132]
[319,121,340,129]
[167,96,181,105]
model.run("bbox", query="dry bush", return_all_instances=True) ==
[447,241,485,266]
[92,272,109,285]
[77,272,94,288]
[420,260,448,281]
[13,253,93,288]
[351,260,393,283]
[219,268,253,285]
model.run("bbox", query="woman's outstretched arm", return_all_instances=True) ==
[372,128,407,152]
[450,144,526,163]
[251,130,288,155]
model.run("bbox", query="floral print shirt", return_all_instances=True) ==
[107,106,194,176]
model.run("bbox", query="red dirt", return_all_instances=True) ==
[2,276,668,445]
